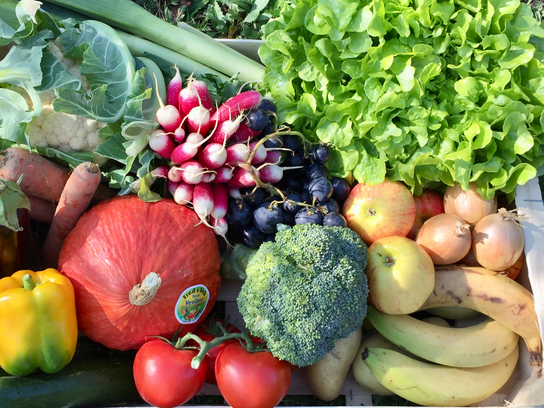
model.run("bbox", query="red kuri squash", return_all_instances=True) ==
[58,195,222,350]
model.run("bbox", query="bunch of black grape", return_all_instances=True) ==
[225,133,352,249]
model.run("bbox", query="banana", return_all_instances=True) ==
[420,265,542,374]
[352,331,398,396]
[362,345,519,407]
[425,306,480,320]
[367,304,519,367]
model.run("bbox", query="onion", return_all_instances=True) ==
[472,208,525,271]
[415,213,472,265]
[443,183,497,226]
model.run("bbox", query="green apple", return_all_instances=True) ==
[366,236,435,314]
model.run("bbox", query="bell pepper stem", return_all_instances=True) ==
[22,274,36,291]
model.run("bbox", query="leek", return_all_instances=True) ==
[4,0,231,81]
[42,0,265,83]
[116,32,229,82]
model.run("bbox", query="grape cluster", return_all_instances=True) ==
[225,132,352,249]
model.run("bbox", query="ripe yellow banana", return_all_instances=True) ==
[362,345,519,407]
[420,265,542,374]
[367,304,519,367]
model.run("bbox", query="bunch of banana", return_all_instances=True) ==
[352,264,543,406]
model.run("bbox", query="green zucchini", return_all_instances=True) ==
[0,337,142,408]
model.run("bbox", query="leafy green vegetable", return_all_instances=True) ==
[260,0,544,199]
[0,176,30,232]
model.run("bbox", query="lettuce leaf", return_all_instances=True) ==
[260,0,544,199]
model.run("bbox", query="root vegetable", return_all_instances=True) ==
[415,213,472,265]
[444,183,497,226]
[42,162,102,267]
[472,208,525,271]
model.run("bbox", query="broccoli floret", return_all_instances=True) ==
[236,223,369,367]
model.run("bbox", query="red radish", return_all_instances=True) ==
[226,143,250,167]
[168,166,184,183]
[229,121,260,144]
[208,115,245,145]
[187,105,211,135]
[178,84,200,118]
[227,166,257,189]
[170,133,205,165]
[198,143,227,169]
[249,141,267,164]
[148,129,176,159]
[258,164,303,184]
[210,216,229,241]
[154,75,182,133]
[180,161,206,185]
[264,150,283,165]
[173,126,186,143]
[167,181,179,196]
[151,165,169,178]
[210,90,262,127]
[212,166,234,184]
[174,182,194,205]
[166,66,182,109]
[192,79,215,113]
[211,183,228,220]
[227,186,241,199]
[193,182,214,221]
[201,173,216,183]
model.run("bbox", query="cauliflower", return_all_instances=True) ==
[26,40,107,161]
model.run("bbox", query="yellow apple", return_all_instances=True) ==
[366,236,435,314]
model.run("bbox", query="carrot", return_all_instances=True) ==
[0,147,117,205]
[27,195,56,224]
[0,147,69,202]
[42,162,102,268]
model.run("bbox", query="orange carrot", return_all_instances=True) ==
[0,147,118,206]
[0,147,69,202]
[42,162,102,268]
[27,195,56,224]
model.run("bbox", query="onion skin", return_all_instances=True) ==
[416,213,471,265]
[472,208,524,272]
[443,183,497,226]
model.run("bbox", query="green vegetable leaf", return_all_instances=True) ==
[261,0,544,198]
[53,20,135,122]
[0,176,30,232]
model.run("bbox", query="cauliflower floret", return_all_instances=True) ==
[26,40,107,164]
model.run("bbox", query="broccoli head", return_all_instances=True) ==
[236,223,369,367]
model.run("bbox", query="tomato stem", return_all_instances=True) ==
[175,331,257,370]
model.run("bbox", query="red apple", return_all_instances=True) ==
[342,179,416,245]
[366,236,435,314]
[407,189,445,240]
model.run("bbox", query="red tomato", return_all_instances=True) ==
[215,342,292,408]
[133,339,207,408]
[193,318,241,384]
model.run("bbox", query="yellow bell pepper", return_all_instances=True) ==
[0,268,78,376]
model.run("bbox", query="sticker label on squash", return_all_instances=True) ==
[175,284,210,324]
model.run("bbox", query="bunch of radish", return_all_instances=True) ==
[148,68,298,240]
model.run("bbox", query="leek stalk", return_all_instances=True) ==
[42,0,265,83]
[116,32,229,82]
